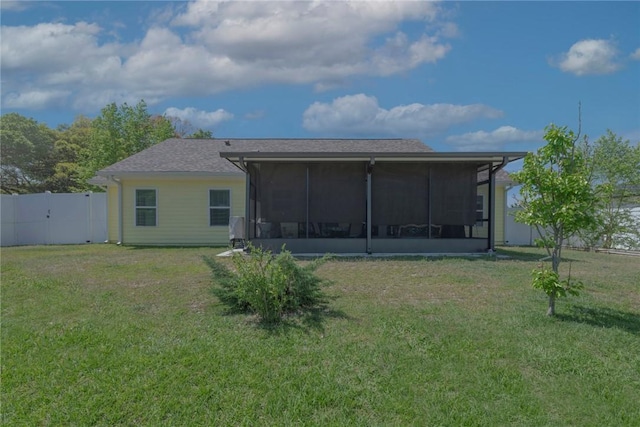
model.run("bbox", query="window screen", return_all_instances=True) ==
[430,163,478,226]
[210,189,230,226]
[309,163,366,237]
[135,189,157,226]
[371,163,429,233]
[252,162,307,223]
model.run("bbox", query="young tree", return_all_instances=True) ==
[512,124,596,316]
[579,130,640,249]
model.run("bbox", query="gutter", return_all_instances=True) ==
[492,156,509,174]
[107,175,123,245]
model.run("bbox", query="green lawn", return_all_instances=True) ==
[2,245,639,425]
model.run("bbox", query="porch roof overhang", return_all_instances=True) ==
[220,151,527,173]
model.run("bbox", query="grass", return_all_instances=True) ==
[2,244,639,425]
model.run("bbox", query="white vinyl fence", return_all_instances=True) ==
[1,192,107,247]
[505,207,535,246]
[505,206,640,250]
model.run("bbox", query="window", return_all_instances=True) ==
[475,195,484,227]
[210,189,230,226]
[136,189,157,226]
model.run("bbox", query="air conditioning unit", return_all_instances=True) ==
[229,216,245,248]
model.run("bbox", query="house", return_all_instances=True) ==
[95,138,524,253]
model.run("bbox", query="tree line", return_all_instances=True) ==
[0,100,213,194]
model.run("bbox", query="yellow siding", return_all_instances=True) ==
[121,177,245,246]
[107,185,119,243]
[494,186,506,245]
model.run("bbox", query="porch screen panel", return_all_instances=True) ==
[253,162,306,223]
[430,163,478,226]
[308,162,366,224]
[247,164,258,238]
[372,163,429,225]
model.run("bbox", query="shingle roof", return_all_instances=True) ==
[98,138,433,175]
[477,168,513,184]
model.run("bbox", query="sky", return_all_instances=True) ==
[1,0,639,172]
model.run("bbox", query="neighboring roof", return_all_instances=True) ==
[97,138,432,176]
[478,168,514,184]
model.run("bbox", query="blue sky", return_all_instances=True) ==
[2,0,639,167]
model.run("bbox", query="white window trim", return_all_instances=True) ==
[134,188,158,227]
[209,188,231,227]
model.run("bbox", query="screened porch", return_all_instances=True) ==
[220,151,525,254]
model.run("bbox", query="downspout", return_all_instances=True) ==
[240,157,251,243]
[306,166,310,239]
[366,157,374,254]
[107,175,123,245]
[428,167,432,239]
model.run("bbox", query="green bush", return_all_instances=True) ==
[204,245,330,323]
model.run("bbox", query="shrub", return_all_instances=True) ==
[204,245,331,323]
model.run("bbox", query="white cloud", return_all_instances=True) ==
[371,32,450,76]
[3,89,70,109]
[302,94,503,136]
[1,22,126,109]
[244,110,265,120]
[164,107,233,128]
[1,22,119,73]
[1,1,456,111]
[446,126,543,151]
[0,1,29,11]
[630,48,640,61]
[553,39,621,76]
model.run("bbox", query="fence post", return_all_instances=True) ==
[45,191,52,245]
[86,192,92,243]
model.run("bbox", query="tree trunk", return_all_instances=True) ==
[549,240,560,317]
[547,294,556,316]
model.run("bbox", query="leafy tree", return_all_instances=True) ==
[189,129,214,139]
[85,100,175,179]
[47,115,93,192]
[579,130,640,249]
[0,113,57,194]
[150,114,178,143]
[512,124,596,316]
[167,116,194,138]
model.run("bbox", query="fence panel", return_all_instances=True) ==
[91,194,108,243]
[15,194,49,246]
[48,193,91,244]
[1,193,107,246]
[0,195,17,247]
[505,208,534,246]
